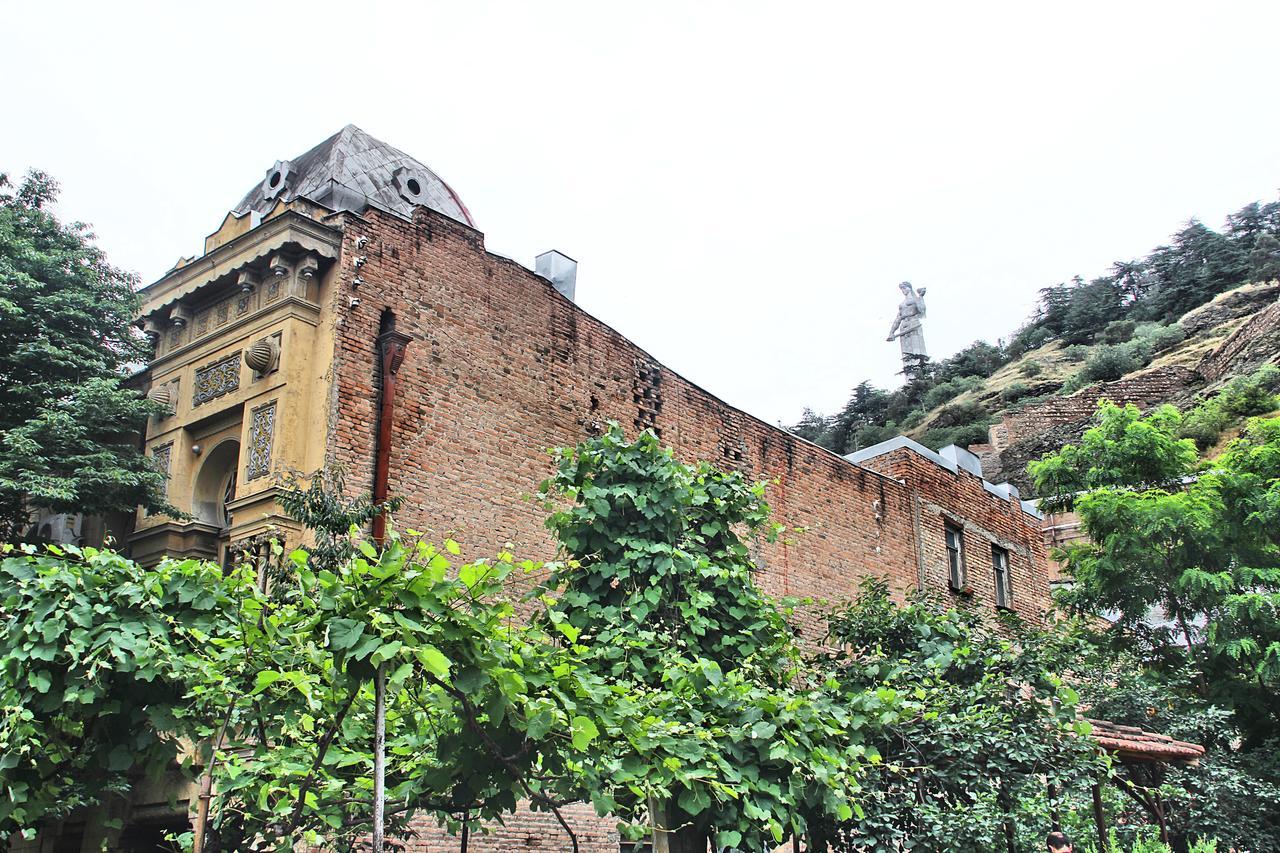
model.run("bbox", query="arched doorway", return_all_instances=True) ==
[193,439,240,532]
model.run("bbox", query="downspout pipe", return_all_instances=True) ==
[373,315,410,546]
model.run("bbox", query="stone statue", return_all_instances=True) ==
[887,281,928,371]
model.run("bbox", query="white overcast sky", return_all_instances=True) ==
[5,1,1280,426]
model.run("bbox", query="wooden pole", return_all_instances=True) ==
[372,664,386,852]
[1092,781,1108,853]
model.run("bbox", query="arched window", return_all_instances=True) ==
[193,440,241,530]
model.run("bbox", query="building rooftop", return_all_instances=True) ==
[1087,717,1205,763]
[845,435,1041,518]
[231,124,475,227]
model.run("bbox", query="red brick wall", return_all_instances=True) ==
[856,448,1048,620]
[321,206,1051,849]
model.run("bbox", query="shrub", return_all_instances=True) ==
[1180,403,1230,450]
[1217,363,1280,417]
[1063,345,1090,363]
[1181,366,1280,449]
[1001,383,1032,404]
[922,422,992,450]
[922,375,983,411]
[1134,321,1186,353]
[1079,341,1151,384]
[931,399,989,429]
[1019,360,1044,378]
[1101,319,1137,344]
[1059,373,1087,395]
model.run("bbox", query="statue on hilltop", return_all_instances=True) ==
[887,281,928,376]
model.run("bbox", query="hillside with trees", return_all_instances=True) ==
[791,195,1280,490]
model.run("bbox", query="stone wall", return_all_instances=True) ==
[315,205,1051,849]
[1198,298,1280,382]
[974,364,1201,488]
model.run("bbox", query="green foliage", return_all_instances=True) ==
[1020,358,1045,377]
[809,582,1101,852]
[1001,382,1032,404]
[188,533,600,850]
[1029,402,1197,512]
[0,171,170,538]
[1074,649,1280,848]
[536,425,864,850]
[922,374,983,411]
[277,466,403,569]
[1078,341,1150,383]
[1179,365,1280,449]
[1133,321,1186,353]
[0,542,241,838]
[1037,405,1280,745]
[1101,320,1137,344]
[1249,232,1280,282]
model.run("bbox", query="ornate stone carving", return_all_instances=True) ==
[193,353,241,406]
[215,300,230,326]
[268,254,291,279]
[148,442,173,515]
[266,278,281,303]
[236,294,251,317]
[246,401,276,480]
[195,312,209,336]
[147,381,178,416]
[244,337,280,374]
[151,442,172,478]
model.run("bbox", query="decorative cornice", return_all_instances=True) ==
[146,297,319,372]
[140,211,341,314]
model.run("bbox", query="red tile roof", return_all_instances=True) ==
[1086,717,1205,763]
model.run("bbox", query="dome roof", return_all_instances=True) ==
[232,124,475,227]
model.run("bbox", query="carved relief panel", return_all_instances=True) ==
[246,401,276,480]
[193,353,241,406]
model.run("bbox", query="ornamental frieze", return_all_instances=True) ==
[193,353,241,406]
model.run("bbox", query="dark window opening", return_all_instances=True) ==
[993,545,1011,609]
[945,523,966,591]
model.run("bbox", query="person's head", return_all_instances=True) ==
[1046,831,1073,853]
[899,281,914,295]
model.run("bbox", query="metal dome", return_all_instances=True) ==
[232,124,475,227]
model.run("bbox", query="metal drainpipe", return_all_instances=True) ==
[373,318,411,546]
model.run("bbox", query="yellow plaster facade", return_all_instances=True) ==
[131,203,344,566]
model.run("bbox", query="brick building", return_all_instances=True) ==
[31,126,1051,852]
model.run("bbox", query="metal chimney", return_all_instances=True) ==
[536,250,577,301]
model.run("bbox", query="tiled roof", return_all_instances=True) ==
[1086,717,1205,763]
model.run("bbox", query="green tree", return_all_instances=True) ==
[188,534,602,852]
[535,425,869,851]
[0,171,169,540]
[1032,405,1280,743]
[808,581,1101,852]
[1248,232,1280,282]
